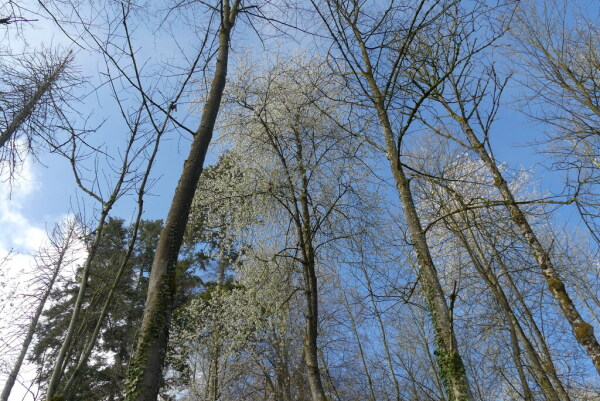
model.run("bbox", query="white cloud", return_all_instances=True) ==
[0,157,71,400]
[0,159,43,400]
[0,154,88,400]
[0,156,45,253]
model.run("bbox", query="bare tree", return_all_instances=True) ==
[44,100,164,400]
[413,147,572,400]
[449,76,600,377]
[305,1,508,398]
[123,2,243,399]
[1,219,79,401]
[0,49,78,181]
[57,103,164,399]
[509,0,600,242]
[412,19,600,374]
[20,0,265,397]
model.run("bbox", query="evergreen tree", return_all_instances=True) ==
[31,219,163,400]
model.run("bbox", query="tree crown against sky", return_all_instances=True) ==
[1,1,600,400]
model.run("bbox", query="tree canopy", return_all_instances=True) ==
[1,1,600,401]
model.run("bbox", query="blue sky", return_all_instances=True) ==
[4,0,571,228]
[1,0,598,398]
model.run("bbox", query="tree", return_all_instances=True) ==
[6,0,600,399]
[188,54,369,400]
[306,1,507,398]
[1,2,72,158]
[167,269,289,401]
[43,93,166,399]
[509,0,600,242]
[1,219,79,401]
[32,219,159,400]
[421,41,600,376]
[167,156,289,400]
[411,144,574,400]
[124,2,243,399]
[0,49,78,181]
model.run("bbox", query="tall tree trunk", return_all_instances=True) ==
[318,347,342,401]
[60,118,162,398]
[46,119,141,400]
[46,209,111,400]
[495,252,570,398]
[370,93,472,401]
[1,224,76,401]
[298,154,328,401]
[302,257,327,401]
[124,4,239,399]
[450,111,600,377]
[388,159,471,401]
[309,1,472,397]
[335,12,473,400]
[507,314,534,401]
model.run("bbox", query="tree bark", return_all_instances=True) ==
[388,160,471,401]
[365,72,472,401]
[124,4,239,399]
[298,142,328,401]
